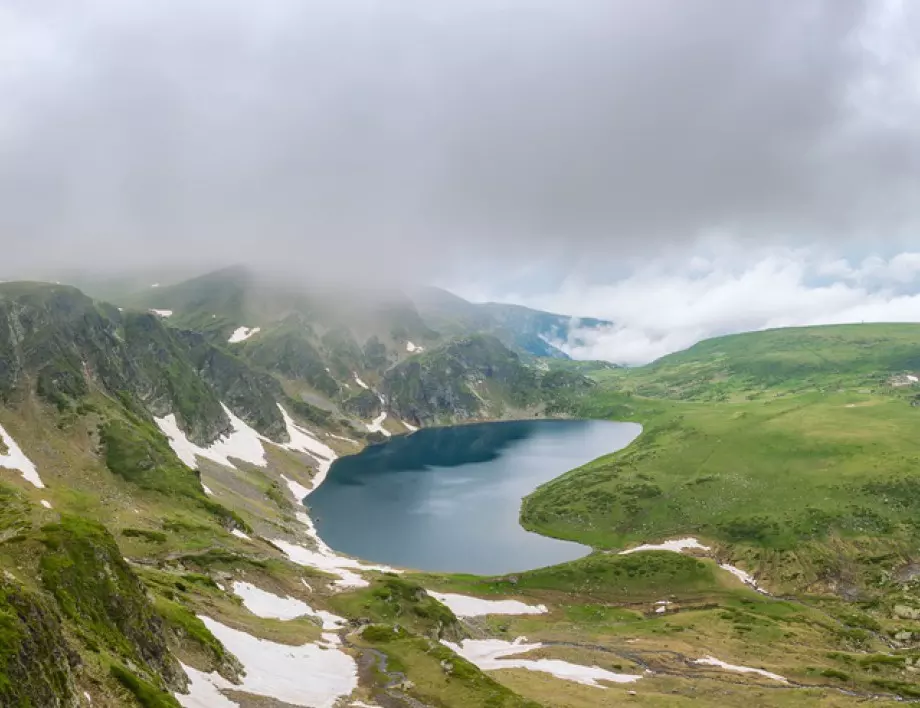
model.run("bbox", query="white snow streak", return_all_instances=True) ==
[176,664,238,708]
[619,537,766,593]
[232,581,348,629]
[282,475,312,503]
[693,656,787,683]
[155,406,267,470]
[155,403,334,475]
[0,423,43,488]
[277,405,336,476]
[205,616,357,706]
[403,420,418,432]
[232,581,311,621]
[366,412,391,437]
[444,637,642,687]
[177,616,358,708]
[353,373,369,390]
[718,563,765,593]
[230,529,251,541]
[406,341,423,353]
[271,536,391,590]
[228,326,261,343]
[427,591,547,618]
[619,538,710,555]
[155,401,389,591]
[202,484,214,496]
[150,309,173,317]
[40,499,52,509]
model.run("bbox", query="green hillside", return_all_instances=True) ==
[520,323,920,701]
[597,323,920,400]
[2,282,919,707]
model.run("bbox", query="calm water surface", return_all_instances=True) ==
[308,419,640,575]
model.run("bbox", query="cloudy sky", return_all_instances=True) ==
[2,1,919,363]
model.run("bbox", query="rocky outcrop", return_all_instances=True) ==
[0,283,295,445]
[0,578,80,708]
[39,517,186,692]
[381,334,590,425]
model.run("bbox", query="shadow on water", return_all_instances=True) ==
[309,419,640,575]
[332,420,563,480]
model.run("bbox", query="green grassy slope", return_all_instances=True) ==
[5,287,920,707]
[524,391,920,579]
[596,322,920,400]
[526,324,920,569]
[517,324,920,701]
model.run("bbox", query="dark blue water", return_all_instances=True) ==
[308,419,640,575]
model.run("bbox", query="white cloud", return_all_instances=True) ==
[462,248,920,365]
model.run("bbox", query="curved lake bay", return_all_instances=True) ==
[308,419,640,575]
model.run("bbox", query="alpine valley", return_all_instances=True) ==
[1,267,919,708]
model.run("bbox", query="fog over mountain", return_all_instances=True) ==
[2,1,919,362]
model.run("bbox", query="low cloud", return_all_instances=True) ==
[465,248,920,365]
[0,1,918,285]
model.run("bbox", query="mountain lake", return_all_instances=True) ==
[307,419,641,575]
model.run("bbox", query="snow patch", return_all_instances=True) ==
[909,375,919,383]
[693,656,787,683]
[202,484,214,496]
[192,616,358,706]
[40,499,52,509]
[282,475,312,503]
[156,404,336,489]
[406,341,423,353]
[230,529,251,541]
[619,538,710,555]
[444,637,642,687]
[277,405,336,477]
[271,537,384,589]
[719,563,765,593]
[232,581,348,628]
[618,538,768,593]
[176,663,237,708]
[0,424,44,488]
[427,591,547,618]
[353,373,369,390]
[155,405,267,470]
[403,420,418,432]
[150,309,173,317]
[228,326,261,344]
[366,412,391,437]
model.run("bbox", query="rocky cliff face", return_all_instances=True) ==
[0,578,80,708]
[0,283,288,445]
[382,334,591,425]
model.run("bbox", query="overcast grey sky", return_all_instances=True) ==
[2,1,919,360]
